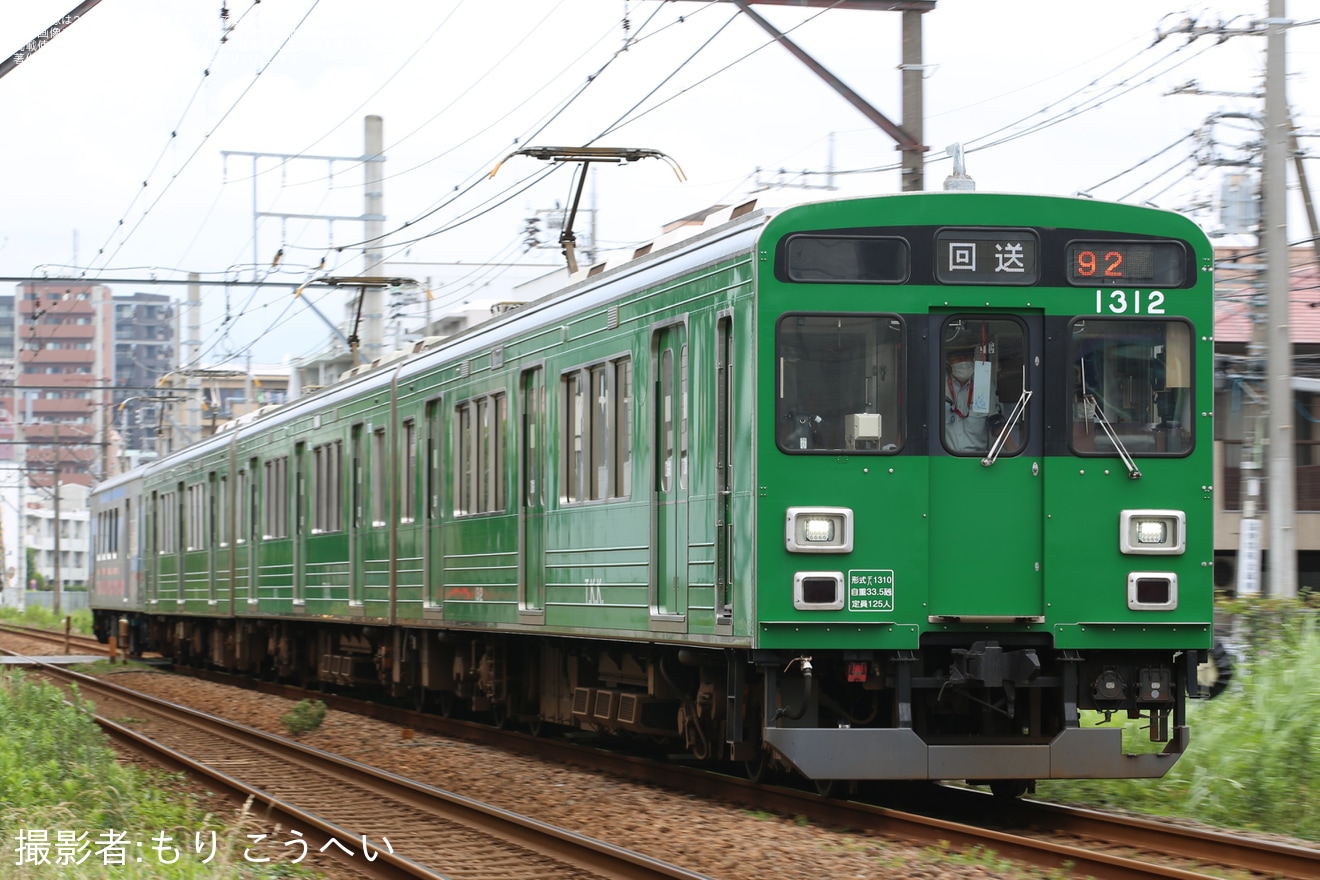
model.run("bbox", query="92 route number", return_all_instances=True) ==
[1095,289,1165,315]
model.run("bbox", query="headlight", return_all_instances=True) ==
[804,518,835,543]
[1120,510,1185,555]
[1136,521,1166,544]
[785,507,854,553]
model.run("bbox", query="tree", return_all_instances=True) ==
[25,547,47,591]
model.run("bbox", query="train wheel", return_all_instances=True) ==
[989,779,1030,800]
[1197,639,1234,699]
[438,691,459,718]
[814,779,840,798]
[490,701,510,729]
[743,749,771,784]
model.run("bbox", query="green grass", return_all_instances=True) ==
[1037,600,1320,841]
[0,605,94,635]
[0,669,321,878]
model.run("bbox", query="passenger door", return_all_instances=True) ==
[927,313,1044,620]
[652,322,688,627]
[519,367,546,621]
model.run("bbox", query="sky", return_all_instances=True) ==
[1,0,1318,365]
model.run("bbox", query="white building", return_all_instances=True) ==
[21,481,90,590]
[0,463,24,609]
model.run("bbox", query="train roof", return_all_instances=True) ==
[98,196,780,492]
[93,189,1208,497]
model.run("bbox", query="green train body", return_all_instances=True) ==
[91,191,1213,790]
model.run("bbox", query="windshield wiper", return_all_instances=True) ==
[981,388,1031,467]
[1082,393,1141,479]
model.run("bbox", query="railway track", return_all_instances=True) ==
[4,631,1317,879]
[5,649,713,880]
[0,620,108,656]
[176,666,1320,880]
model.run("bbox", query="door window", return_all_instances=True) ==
[940,317,1028,456]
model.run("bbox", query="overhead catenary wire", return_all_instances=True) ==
[327,2,679,257]
[80,0,265,278]
[87,1,323,277]
[52,4,1316,373]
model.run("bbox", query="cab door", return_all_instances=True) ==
[927,313,1044,620]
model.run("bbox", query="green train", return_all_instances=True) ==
[90,191,1214,795]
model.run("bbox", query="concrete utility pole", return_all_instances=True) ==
[900,8,925,192]
[1264,0,1297,598]
[186,273,203,447]
[221,114,387,361]
[719,1,930,191]
[363,115,386,364]
[52,424,60,617]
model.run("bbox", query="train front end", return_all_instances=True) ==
[750,192,1214,787]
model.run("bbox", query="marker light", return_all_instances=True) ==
[1127,572,1178,611]
[785,507,854,553]
[794,571,845,610]
[1120,510,1185,555]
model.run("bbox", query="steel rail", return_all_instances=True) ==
[180,666,1320,880]
[14,654,715,880]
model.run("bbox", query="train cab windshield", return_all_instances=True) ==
[1069,318,1194,455]
[776,314,903,453]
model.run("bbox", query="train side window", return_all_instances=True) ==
[660,350,675,488]
[680,344,689,491]
[217,475,228,548]
[156,485,180,554]
[493,394,507,511]
[312,446,323,532]
[371,428,388,527]
[401,420,417,523]
[563,371,587,503]
[154,491,168,555]
[263,457,289,539]
[235,469,248,544]
[522,371,542,507]
[247,458,260,542]
[616,359,632,498]
[186,482,206,551]
[97,508,120,560]
[562,357,631,504]
[590,365,612,500]
[455,402,474,515]
[294,443,306,539]
[454,392,507,516]
[425,399,443,521]
[1069,319,1194,456]
[351,427,365,527]
[776,314,904,454]
[312,441,343,533]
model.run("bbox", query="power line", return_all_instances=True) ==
[87,1,325,276]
